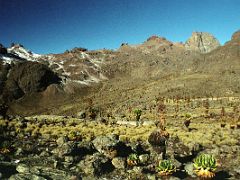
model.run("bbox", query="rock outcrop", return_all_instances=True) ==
[0,44,7,54]
[231,30,240,40]
[142,35,173,51]
[0,63,10,94]
[185,32,220,53]
[225,30,240,46]
[2,61,61,101]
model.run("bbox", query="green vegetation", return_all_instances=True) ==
[185,113,191,119]
[156,160,176,176]
[134,109,142,122]
[1,96,240,178]
[0,147,10,154]
[89,107,98,120]
[193,154,217,179]
[127,153,139,166]
[68,131,82,141]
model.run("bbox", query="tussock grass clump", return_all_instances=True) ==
[1,114,240,151]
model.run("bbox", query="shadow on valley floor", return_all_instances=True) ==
[214,171,231,180]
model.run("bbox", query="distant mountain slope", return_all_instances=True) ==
[1,30,239,115]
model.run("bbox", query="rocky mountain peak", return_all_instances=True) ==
[69,47,88,54]
[231,30,240,40]
[147,35,166,42]
[140,35,173,52]
[185,32,220,53]
[145,35,172,45]
[8,44,41,61]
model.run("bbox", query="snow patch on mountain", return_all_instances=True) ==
[1,44,109,87]
[0,54,15,64]
[0,54,25,65]
[80,52,90,59]
[8,45,42,61]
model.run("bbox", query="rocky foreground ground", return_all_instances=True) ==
[0,114,240,180]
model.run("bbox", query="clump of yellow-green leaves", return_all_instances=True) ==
[156,159,176,176]
[127,153,139,167]
[193,154,217,179]
[68,131,82,141]
[134,109,142,126]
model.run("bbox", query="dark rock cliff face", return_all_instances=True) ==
[0,44,8,54]
[1,61,61,102]
[0,63,11,94]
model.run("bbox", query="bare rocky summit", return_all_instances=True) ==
[185,32,220,53]
[231,30,240,40]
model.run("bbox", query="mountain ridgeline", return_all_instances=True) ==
[0,30,239,115]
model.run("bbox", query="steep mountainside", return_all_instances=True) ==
[1,30,239,115]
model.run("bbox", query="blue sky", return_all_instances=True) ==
[0,0,239,54]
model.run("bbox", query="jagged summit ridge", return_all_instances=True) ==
[185,32,220,53]
[8,43,42,61]
[119,32,221,54]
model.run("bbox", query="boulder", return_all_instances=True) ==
[56,136,69,146]
[13,165,75,180]
[52,141,77,158]
[92,134,119,158]
[9,174,47,180]
[148,130,169,146]
[127,166,144,179]
[76,141,96,156]
[112,157,126,169]
[148,129,169,155]
[78,153,114,176]
[167,136,202,163]
[139,154,150,165]
[16,164,30,173]
[129,142,150,154]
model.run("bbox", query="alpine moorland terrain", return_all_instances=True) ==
[0,30,240,179]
